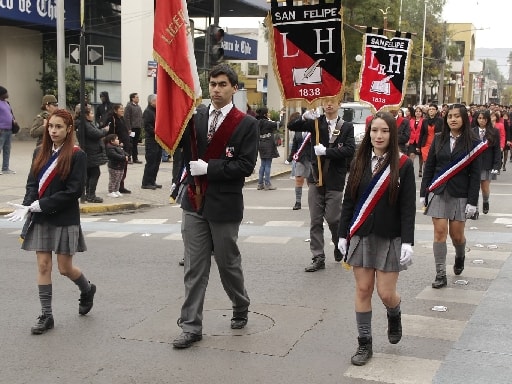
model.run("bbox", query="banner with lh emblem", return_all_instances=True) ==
[358,33,412,113]
[266,0,344,105]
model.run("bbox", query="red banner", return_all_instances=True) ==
[358,33,412,113]
[267,0,344,105]
[153,0,202,153]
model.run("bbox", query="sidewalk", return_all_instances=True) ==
[0,137,292,215]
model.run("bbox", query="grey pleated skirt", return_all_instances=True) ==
[480,169,497,181]
[295,160,311,178]
[346,234,405,272]
[425,189,467,221]
[21,221,87,255]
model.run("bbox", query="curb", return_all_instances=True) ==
[0,170,292,217]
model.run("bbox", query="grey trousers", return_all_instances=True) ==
[179,210,250,334]
[307,186,343,260]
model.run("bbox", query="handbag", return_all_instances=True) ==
[11,120,20,134]
[7,101,19,134]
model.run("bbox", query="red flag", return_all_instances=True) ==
[154,0,202,153]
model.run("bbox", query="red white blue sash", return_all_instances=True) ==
[37,146,80,198]
[348,154,408,241]
[293,132,311,161]
[427,140,488,193]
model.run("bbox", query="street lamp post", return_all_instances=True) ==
[419,0,427,105]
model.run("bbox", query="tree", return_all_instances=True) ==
[36,45,93,109]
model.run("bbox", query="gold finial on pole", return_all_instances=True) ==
[379,7,390,30]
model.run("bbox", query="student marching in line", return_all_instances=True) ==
[5,109,96,335]
[338,112,416,366]
[420,104,484,289]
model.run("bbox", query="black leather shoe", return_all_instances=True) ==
[153,184,162,188]
[387,312,402,344]
[86,196,103,203]
[179,258,184,266]
[230,317,248,329]
[292,202,301,210]
[351,337,373,366]
[141,184,157,190]
[304,257,325,272]
[432,273,447,289]
[119,188,131,194]
[31,314,54,335]
[483,202,489,214]
[172,332,202,348]
[133,160,143,164]
[334,248,342,262]
[79,283,96,315]
[453,256,465,276]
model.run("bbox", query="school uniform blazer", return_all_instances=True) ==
[22,148,87,226]
[288,115,355,191]
[418,117,443,148]
[338,158,416,245]
[180,106,259,222]
[420,134,482,206]
[472,127,501,171]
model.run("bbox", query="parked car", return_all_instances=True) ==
[337,102,373,148]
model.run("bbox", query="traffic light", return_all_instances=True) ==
[209,25,224,66]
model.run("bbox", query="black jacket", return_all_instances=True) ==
[288,115,355,191]
[419,117,443,148]
[107,115,131,156]
[23,148,86,226]
[472,126,501,171]
[105,143,127,170]
[397,118,411,153]
[420,133,482,206]
[257,118,279,159]
[290,131,312,163]
[179,106,259,222]
[77,119,107,168]
[338,157,416,244]
[143,105,157,143]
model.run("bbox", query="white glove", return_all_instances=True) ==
[5,203,29,222]
[419,197,425,206]
[302,110,319,120]
[29,200,42,212]
[491,169,499,174]
[284,160,290,165]
[338,238,347,256]
[189,159,208,176]
[314,144,327,156]
[400,243,413,266]
[465,204,477,219]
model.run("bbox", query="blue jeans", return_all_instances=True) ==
[0,129,12,171]
[258,158,272,185]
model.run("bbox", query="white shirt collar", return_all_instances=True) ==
[209,103,233,117]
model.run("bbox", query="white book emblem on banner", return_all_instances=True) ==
[370,74,394,95]
[293,67,323,85]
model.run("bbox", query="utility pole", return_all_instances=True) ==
[56,0,65,106]
[79,0,86,147]
[438,22,446,105]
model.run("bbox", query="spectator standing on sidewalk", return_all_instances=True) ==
[0,86,16,175]
[256,107,280,190]
[288,98,355,272]
[104,133,128,198]
[5,109,96,335]
[31,95,59,146]
[124,92,143,164]
[76,107,108,203]
[141,94,162,190]
[106,104,131,194]
[95,91,114,128]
